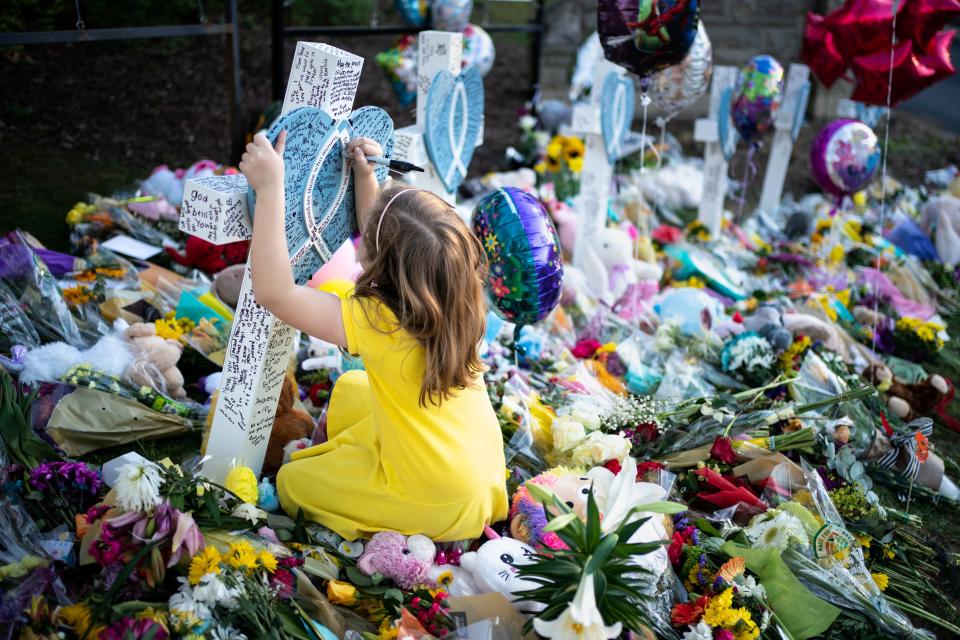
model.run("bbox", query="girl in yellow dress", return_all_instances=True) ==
[240,131,508,541]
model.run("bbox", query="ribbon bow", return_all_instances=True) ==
[875,417,934,480]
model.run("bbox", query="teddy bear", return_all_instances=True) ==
[123,322,186,399]
[861,363,949,421]
[165,236,249,276]
[263,374,316,474]
[213,264,246,309]
[453,533,543,613]
[356,531,440,590]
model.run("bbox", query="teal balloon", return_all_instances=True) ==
[472,187,564,326]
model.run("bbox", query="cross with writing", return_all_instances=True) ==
[758,64,810,217]
[568,59,627,269]
[178,42,388,482]
[694,65,739,237]
[392,30,484,204]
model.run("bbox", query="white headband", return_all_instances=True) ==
[375,188,419,252]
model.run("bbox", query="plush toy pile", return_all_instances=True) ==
[3,119,960,640]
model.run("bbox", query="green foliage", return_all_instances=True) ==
[0,370,60,469]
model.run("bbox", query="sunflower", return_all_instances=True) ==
[257,550,278,573]
[562,136,585,173]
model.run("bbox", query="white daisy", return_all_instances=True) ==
[193,573,242,611]
[114,461,163,512]
[745,510,808,551]
[168,578,212,621]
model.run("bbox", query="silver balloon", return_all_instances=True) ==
[646,22,712,122]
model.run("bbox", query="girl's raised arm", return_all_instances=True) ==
[241,132,347,348]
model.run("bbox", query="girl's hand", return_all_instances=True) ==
[240,131,287,193]
[347,137,383,180]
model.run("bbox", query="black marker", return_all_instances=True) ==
[365,156,425,173]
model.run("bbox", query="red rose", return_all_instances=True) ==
[603,459,623,475]
[709,436,738,465]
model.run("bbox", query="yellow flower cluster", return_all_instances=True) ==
[702,588,759,640]
[810,218,833,245]
[895,316,945,348]
[671,276,707,289]
[808,286,850,322]
[62,285,95,307]
[535,135,585,174]
[65,202,96,226]
[188,542,277,585]
[779,335,811,372]
[57,603,105,639]
[155,312,196,344]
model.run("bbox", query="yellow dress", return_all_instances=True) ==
[277,296,509,541]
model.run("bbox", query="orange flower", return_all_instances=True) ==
[915,432,929,464]
[717,556,745,582]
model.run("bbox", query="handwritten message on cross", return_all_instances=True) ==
[393,30,484,204]
[178,42,393,482]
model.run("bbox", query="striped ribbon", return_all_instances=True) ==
[875,417,934,480]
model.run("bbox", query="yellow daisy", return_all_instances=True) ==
[258,550,278,573]
[226,541,259,571]
[872,572,889,591]
[188,546,221,585]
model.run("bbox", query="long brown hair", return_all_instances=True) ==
[354,183,487,407]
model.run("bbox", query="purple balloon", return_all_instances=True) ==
[471,188,564,326]
[597,0,700,79]
[811,118,880,198]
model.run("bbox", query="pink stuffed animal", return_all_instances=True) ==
[356,532,437,589]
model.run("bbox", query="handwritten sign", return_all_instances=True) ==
[178,174,251,245]
[282,42,364,119]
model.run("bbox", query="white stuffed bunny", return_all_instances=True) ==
[452,530,544,613]
[302,336,342,372]
[578,226,663,305]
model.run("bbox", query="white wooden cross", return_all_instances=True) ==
[178,42,366,483]
[393,30,483,204]
[758,64,811,216]
[695,65,738,237]
[569,59,624,269]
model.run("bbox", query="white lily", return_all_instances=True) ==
[586,457,667,534]
[533,572,622,640]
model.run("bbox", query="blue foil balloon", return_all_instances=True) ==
[598,0,700,78]
[472,187,564,327]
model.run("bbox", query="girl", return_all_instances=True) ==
[240,132,508,541]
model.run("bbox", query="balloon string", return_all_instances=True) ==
[639,92,651,176]
[656,117,668,171]
[737,142,760,218]
[871,1,898,355]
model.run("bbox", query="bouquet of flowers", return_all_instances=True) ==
[534,135,584,202]
[62,364,194,419]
